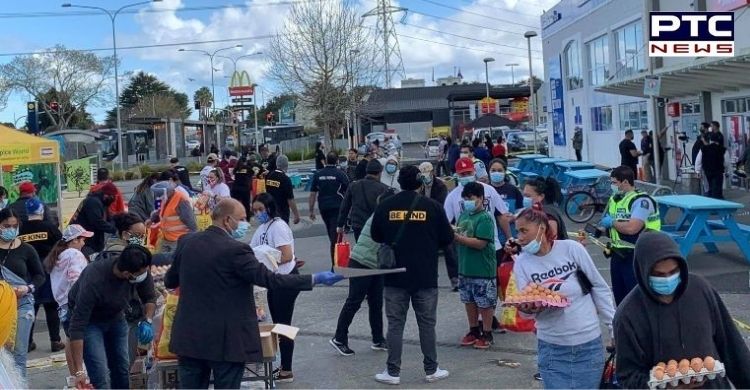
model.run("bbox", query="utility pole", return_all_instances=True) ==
[363,0,407,88]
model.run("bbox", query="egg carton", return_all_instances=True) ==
[648,361,726,389]
[501,297,570,308]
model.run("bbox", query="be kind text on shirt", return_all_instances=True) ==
[388,210,427,221]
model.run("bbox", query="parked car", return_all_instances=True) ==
[471,126,509,143]
[226,135,236,148]
[186,139,200,150]
[506,131,548,154]
[424,138,440,158]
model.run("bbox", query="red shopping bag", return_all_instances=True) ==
[498,258,536,333]
[334,233,350,267]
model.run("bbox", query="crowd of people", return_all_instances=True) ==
[1,134,750,390]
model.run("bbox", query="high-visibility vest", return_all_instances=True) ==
[160,191,191,242]
[606,190,661,249]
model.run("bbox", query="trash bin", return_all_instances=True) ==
[681,170,702,194]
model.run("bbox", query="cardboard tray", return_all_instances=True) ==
[648,361,726,389]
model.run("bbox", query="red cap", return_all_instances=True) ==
[18,182,36,194]
[454,157,475,174]
[98,182,119,196]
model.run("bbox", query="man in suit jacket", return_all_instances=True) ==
[164,198,343,389]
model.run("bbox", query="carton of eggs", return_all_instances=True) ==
[648,357,725,389]
[503,283,570,308]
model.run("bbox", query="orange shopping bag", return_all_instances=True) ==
[498,258,536,333]
[334,233,350,267]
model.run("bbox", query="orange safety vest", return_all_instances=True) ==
[159,191,191,242]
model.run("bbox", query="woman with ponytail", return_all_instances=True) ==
[512,204,615,389]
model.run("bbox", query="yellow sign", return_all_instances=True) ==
[0,145,56,165]
[230,70,252,87]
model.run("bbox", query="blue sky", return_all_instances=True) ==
[0,0,555,126]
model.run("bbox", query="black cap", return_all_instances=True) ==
[366,159,383,174]
[170,157,179,164]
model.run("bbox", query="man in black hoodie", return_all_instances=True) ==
[614,231,750,389]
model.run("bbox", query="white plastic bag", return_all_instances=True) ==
[252,244,281,272]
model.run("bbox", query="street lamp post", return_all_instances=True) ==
[63,0,162,171]
[179,45,242,151]
[482,57,495,100]
[524,30,539,153]
[216,52,263,75]
[505,63,519,85]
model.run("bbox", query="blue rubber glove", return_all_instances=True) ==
[138,321,154,344]
[599,215,614,229]
[312,271,344,286]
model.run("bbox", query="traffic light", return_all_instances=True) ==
[194,101,201,110]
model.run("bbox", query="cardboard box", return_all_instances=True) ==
[258,323,299,359]
[129,373,148,389]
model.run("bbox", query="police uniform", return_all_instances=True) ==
[606,190,661,305]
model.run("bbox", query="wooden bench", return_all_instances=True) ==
[706,220,750,235]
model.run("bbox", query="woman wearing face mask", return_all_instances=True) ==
[204,169,231,207]
[0,186,8,210]
[513,205,616,389]
[417,162,447,204]
[489,159,523,256]
[521,177,568,240]
[127,173,159,223]
[0,208,45,378]
[45,224,92,380]
[379,155,401,192]
[250,193,300,383]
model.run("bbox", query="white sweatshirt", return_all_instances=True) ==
[514,240,615,346]
[50,248,88,307]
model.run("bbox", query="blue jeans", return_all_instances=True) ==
[12,297,35,378]
[537,336,604,389]
[83,318,130,389]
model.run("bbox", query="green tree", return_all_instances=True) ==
[38,88,94,130]
[258,94,296,126]
[193,87,213,120]
[105,71,191,126]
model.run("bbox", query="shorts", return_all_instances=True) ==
[458,277,497,309]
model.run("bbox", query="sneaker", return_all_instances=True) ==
[450,277,459,292]
[329,338,355,356]
[533,372,542,381]
[371,342,388,351]
[273,369,294,383]
[51,341,66,353]
[425,368,450,383]
[491,316,507,334]
[460,328,480,346]
[374,370,400,385]
[28,342,36,353]
[474,333,493,349]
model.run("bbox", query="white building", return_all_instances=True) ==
[541,0,750,180]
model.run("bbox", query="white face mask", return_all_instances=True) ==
[129,271,148,284]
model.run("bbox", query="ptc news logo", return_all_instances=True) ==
[649,12,735,57]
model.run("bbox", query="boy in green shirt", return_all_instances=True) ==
[453,182,497,349]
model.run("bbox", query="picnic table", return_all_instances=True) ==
[656,195,750,260]
[553,161,595,182]
[561,169,610,189]
[532,158,569,177]
[514,154,547,172]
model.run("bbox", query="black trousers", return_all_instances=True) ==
[230,188,252,220]
[177,356,244,389]
[30,301,61,344]
[442,243,458,280]
[320,208,340,268]
[706,173,724,199]
[334,260,385,345]
[575,149,582,161]
[267,269,301,372]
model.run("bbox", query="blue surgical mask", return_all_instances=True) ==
[385,164,397,174]
[232,220,251,239]
[256,211,271,225]
[420,173,433,185]
[0,199,7,209]
[522,226,543,255]
[457,176,475,186]
[490,172,505,184]
[522,197,533,209]
[611,184,620,195]
[0,227,18,242]
[461,199,476,213]
[649,273,681,296]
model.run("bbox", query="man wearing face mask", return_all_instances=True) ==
[67,245,157,389]
[599,165,660,305]
[164,199,342,388]
[379,154,401,192]
[70,182,118,255]
[614,231,750,389]
[150,180,197,254]
[459,144,489,184]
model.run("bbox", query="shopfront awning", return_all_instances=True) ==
[596,50,750,99]
[0,125,60,165]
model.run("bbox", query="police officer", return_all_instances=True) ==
[309,151,350,268]
[599,165,661,305]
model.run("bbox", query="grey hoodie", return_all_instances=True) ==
[614,231,750,389]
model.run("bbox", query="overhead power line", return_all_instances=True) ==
[412,0,539,29]
[408,9,533,37]
[396,33,542,60]
[402,22,542,53]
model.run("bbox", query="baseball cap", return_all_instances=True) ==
[18,182,36,195]
[62,224,94,242]
[418,162,434,175]
[366,159,383,174]
[455,157,475,174]
[98,182,119,196]
[25,198,44,215]
[207,153,219,162]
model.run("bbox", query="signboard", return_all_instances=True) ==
[27,102,39,135]
[708,0,750,11]
[510,97,529,113]
[649,12,734,57]
[232,97,255,104]
[541,10,562,29]
[643,75,662,96]
[279,100,294,124]
[479,97,497,114]
[228,70,255,97]
[548,56,566,146]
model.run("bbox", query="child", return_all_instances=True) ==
[453,182,497,349]
[45,224,92,379]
